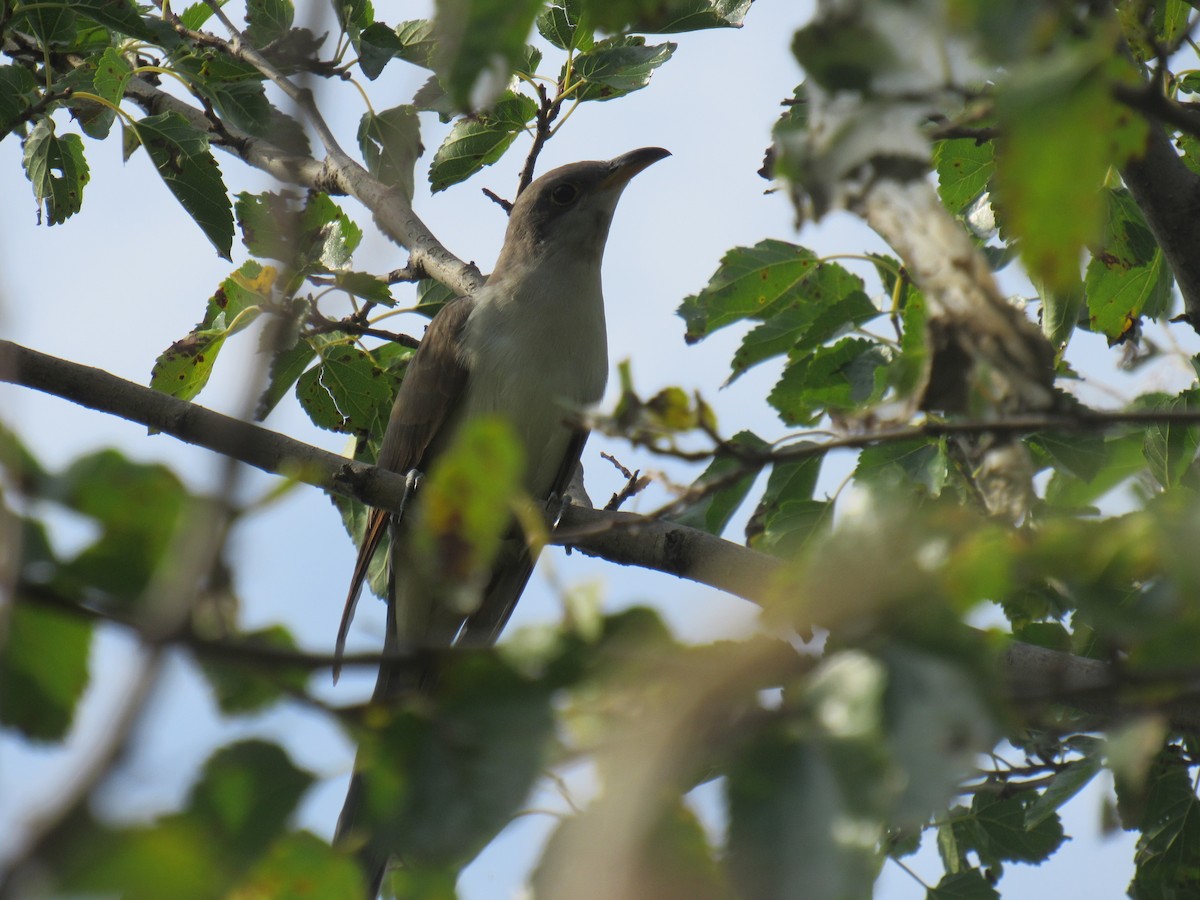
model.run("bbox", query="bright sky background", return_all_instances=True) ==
[0,1,1161,896]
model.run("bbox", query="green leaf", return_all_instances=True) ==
[394,19,438,68]
[1085,189,1174,341]
[334,270,395,305]
[231,831,365,897]
[1025,756,1101,828]
[968,792,1065,865]
[1040,277,1084,351]
[92,47,132,126]
[188,741,313,863]
[245,0,294,45]
[855,439,949,496]
[351,654,554,863]
[433,0,544,109]
[22,119,90,225]
[149,328,227,402]
[235,192,362,272]
[0,601,92,741]
[746,452,828,556]
[134,112,234,259]
[0,65,38,138]
[206,80,273,139]
[928,870,1001,900]
[1142,391,1200,490]
[256,339,317,421]
[670,430,767,535]
[680,241,830,342]
[994,49,1148,293]
[296,343,396,435]
[51,451,191,605]
[357,21,404,79]
[428,90,537,191]
[72,0,154,39]
[17,4,77,44]
[791,18,895,92]
[727,726,879,900]
[934,137,995,215]
[579,0,751,34]
[537,0,593,50]
[358,105,422,201]
[1042,431,1146,509]
[570,36,676,102]
[198,627,309,715]
[1028,431,1108,482]
[769,338,890,426]
[1126,747,1200,897]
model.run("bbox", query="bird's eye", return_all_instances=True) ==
[549,182,579,206]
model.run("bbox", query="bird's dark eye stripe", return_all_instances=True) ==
[550,183,579,205]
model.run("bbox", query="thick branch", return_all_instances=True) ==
[3,339,1200,730]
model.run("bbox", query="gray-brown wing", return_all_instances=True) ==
[333,296,474,678]
[455,427,591,647]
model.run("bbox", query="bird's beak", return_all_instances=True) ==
[602,147,671,189]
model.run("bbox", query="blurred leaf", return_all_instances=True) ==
[1124,745,1200,897]
[198,626,309,715]
[22,118,90,224]
[0,65,38,137]
[570,36,676,102]
[928,870,1001,900]
[296,343,397,435]
[235,192,362,273]
[671,430,767,535]
[358,105,422,201]
[230,831,365,898]
[994,47,1147,294]
[428,90,537,191]
[727,725,879,900]
[352,654,554,863]
[1028,431,1108,482]
[1040,277,1084,351]
[791,17,894,92]
[769,338,889,425]
[0,600,92,741]
[934,138,995,215]
[1042,431,1145,509]
[189,740,313,864]
[433,0,544,109]
[135,112,233,258]
[52,451,190,604]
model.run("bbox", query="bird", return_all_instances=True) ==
[332,147,670,895]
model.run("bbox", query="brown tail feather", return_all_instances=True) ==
[333,507,391,684]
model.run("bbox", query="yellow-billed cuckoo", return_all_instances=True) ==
[333,147,669,893]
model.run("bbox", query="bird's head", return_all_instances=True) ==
[494,147,670,274]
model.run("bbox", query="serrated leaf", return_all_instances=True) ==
[150,328,227,402]
[968,793,1065,865]
[429,90,537,191]
[358,105,422,201]
[769,338,889,426]
[1124,746,1200,897]
[22,119,90,225]
[135,112,233,258]
[334,270,395,305]
[746,452,827,555]
[72,0,154,39]
[433,0,544,109]
[394,19,438,68]
[570,36,675,102]
[296,344,396,435]
[0,601,92,741]
[934,137,995,215]
[245,0,294,45]
[94,47,132,107]
[671,430,767,535]
[537,0,593,50]
[579,0,750,33]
